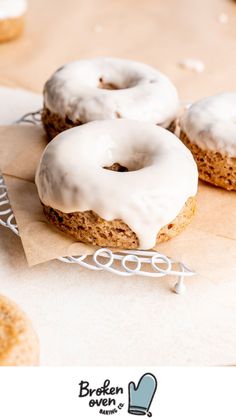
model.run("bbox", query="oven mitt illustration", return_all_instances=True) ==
[128,373,157,416]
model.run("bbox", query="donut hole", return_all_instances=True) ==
[104,162,129,172]
[103,160,145,172]
[98,77,119,90]
[98,76,137,90]
[103,148,154,173]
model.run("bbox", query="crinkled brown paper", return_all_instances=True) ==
[0,125,235,277]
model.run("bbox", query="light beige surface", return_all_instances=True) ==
[0,0,236,365]
[1,0,236,98]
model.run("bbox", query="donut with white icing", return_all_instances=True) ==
[35,120,198,250]
[0,295,39,366]
[42,57,179,140]
[0,0,27,43]
[180,92,236,191]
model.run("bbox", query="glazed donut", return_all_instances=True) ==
[35,120,198,250]
[0,295,39,366]
[180,92,236,191]
[42,57,179,140]
[0,0,26,43]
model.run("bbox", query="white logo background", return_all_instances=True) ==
[0,367,235,418]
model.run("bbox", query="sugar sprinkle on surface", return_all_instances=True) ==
[178,58,205,73]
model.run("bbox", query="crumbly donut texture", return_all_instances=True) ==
[0,15,24,42]
[42,107,175,141]
[42,107,81,140]
[42,57,179,139]
[180,130,236,191]
[0,295,39,366]
[42,197,196,250]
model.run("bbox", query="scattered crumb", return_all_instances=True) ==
[178,58,205,73]
[218,13,228,24]
[93,24,103,33]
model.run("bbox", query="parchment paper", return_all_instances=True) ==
[0,124,235,273]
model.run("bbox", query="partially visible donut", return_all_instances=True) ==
[0,295,39,366]
[179,92,236,191]
[42,57,179,140]
[0,0,26,43]
[35,120,198,250]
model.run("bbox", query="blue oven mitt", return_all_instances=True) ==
[128,373,157,416]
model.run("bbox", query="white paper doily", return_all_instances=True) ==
[0,112,197,294]
[0,87,42,125]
